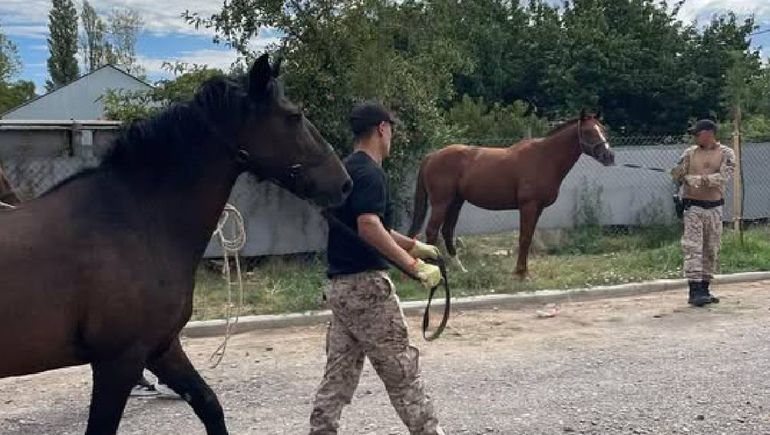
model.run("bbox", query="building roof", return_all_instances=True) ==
[0,65,153,119]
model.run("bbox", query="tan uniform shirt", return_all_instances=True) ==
[671,144,735,201]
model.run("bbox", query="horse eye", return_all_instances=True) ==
[288,112,303,122]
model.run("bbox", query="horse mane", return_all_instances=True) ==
[42,75,281,196]
[101,76,248,173]
[545,118,579,136]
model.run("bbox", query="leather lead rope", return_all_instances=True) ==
[620,163,667,173]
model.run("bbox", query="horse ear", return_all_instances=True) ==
[596,109,602,120]
[580,108,588,120]
[248,53,271,99]
[271,57,282,78]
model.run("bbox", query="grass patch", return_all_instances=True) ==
[191,224,770,320]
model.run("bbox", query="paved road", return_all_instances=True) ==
[2,280,770,435]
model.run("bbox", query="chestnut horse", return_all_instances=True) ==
[0,54,351,435]
[408,111,614,278]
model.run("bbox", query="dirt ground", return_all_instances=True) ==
[2,280,770,435]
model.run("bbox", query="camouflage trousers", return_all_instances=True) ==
[309,270,442,435]
[682,205,723,280]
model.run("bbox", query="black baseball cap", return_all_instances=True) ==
[689,119,718,135]
[350,100,397,136]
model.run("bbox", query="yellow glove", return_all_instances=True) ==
[413,259,442,289]
[408,239,441,260]
[704,173,725,187]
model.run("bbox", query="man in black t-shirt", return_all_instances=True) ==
[309,101,445,435]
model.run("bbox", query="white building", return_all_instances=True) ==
[0,65,152,120]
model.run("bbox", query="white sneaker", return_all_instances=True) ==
[129,384,160,397]
[154,383,183,400]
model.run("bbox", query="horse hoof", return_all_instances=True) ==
[449,256,468,273]
[514,271,530,281]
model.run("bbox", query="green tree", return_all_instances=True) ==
[0,24,21,82]
[108,9,144,76]
[122,0,769,154]
[0,22,36,113]
[0,81,36,113]
[46,0,79,91]
[436,0,528,105]
[103,62,223,122]
[80,2,144,77]
[81,0,110,72]
[682,13,758,124]
[447,95,547,141]
[184,0,471,215]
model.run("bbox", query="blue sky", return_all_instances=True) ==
[1,0,769,94]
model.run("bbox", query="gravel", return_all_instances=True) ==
[2,280,770,435]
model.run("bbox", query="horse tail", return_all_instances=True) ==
[408,156,430,238]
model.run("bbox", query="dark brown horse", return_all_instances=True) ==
[408,110,614,278]
[0,54,351,435]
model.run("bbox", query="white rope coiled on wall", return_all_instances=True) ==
[209,203,247,368]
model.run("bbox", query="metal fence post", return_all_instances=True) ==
[732,108,743,243]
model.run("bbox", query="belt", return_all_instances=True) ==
[683,198,724,209]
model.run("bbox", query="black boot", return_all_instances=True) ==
[703,280,720,304]
[687,280,696,304]
[688,280,711,307]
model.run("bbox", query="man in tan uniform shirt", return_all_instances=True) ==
[671,119,735,307]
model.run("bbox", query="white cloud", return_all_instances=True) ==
[5,0,768,50]
[4,25,48,39]
[138,49,241,75]
[138,36,281,77]
[675,0,770,26]
[0,0,229,37]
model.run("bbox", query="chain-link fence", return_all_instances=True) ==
[2,156,99,200]
[3,129,769,257]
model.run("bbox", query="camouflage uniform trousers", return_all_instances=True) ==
[682,205,723,280]
[309,270,443,435]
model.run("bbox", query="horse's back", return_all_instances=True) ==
[424,143,496,173]
[423,142,531,209]
[421,145,480,195]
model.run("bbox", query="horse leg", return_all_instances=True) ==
[147,338,228,435]
[424,201,449,247]
[85,350,146,435]
[441,199,467,272]
[515,202,544,280]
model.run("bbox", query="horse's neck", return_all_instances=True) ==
[541,125,582,179]
[123,158,240,271]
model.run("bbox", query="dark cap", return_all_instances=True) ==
[689,119,718,135]
[350,100,396,136]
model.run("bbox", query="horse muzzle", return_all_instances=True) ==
[287,167,352,208]
[599,149,616,166]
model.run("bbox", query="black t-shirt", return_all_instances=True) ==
[326,151,391,277]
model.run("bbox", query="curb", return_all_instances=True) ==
[181,271,770,338]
